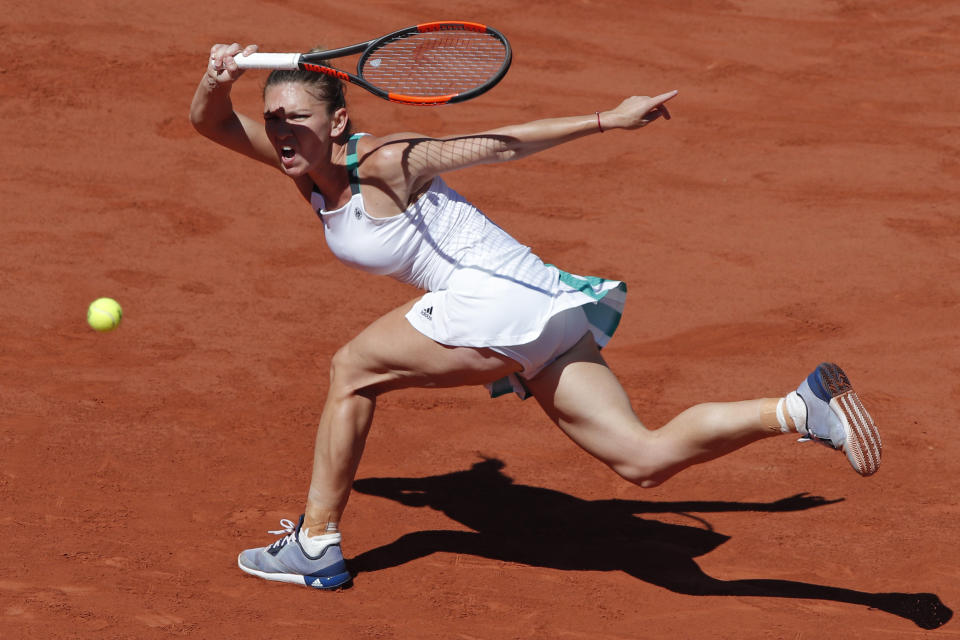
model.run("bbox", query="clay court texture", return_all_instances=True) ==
[2,0,958,637]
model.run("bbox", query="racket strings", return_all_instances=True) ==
[360,31,507,97]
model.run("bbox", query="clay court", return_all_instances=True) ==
[2,0,958,637]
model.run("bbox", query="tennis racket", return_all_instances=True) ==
[234,21,512,106]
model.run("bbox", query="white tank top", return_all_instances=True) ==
[309,135,558,298]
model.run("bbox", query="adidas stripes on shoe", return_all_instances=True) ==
[237,515,352,589]
[785,362,882,476]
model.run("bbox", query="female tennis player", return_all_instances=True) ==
[190,42,882,590]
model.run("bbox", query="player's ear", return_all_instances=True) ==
[330,107,348,137]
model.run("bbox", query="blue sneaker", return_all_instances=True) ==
[237,515,352,589]
[787,362,882,476]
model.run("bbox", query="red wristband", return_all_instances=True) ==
[596,111,604,133]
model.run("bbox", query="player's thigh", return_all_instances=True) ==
[523,333,652,469]
[335,298,522,394]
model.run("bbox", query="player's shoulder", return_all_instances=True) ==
[356,131,430,153]
[355,132,431,173]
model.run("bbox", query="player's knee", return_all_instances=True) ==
[612,459,675,489]
[328,343,368,395]
[329,341,397,399]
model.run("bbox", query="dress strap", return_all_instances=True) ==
[346,133,364,196]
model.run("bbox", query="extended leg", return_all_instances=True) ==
[303,301,521,536]
[237,299,520,589]
[524,334,786,488]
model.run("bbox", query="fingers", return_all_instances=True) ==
[209,43,241,73]
[652,89,679,104]
[207,43,258,82]
[641,91,677,124]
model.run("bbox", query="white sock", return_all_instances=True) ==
[776,397,791,432]
[777,392,809,435]
[299,528,341,557]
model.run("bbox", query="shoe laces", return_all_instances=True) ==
[266,518,298,551]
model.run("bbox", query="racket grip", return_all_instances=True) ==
[234,52,302,70]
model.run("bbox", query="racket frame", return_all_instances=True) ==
[235,21,512,105]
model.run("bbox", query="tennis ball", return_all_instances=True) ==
[87,297,123,332]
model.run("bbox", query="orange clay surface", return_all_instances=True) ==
[2,1,959,637]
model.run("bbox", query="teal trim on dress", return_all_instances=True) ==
[582,297,623,339]
[553,269,609,301]
[346,133,362,196]
[488,376,516,399]
[484,267,628,400]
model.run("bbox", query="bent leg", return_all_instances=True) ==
[304,299,521,535]
[523,333,783,488]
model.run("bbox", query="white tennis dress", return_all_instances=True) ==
[310,134,627,398]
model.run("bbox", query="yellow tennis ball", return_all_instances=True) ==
[87,297,123,332]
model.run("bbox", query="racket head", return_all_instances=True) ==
[352,21,512,105]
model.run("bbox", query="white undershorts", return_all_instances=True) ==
[405,267,627,400]
[489,305,590,380]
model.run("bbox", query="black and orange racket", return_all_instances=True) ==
[234,21,512,105]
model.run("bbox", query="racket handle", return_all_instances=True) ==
[234,52,302,70]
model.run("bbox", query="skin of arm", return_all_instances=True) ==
[359,91,678,211]
[188,43,677,216]
[189,43,279,167]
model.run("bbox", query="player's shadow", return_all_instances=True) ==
[351,458,952,630]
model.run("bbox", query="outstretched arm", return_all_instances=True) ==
[475,90,677,162]
[373,91,677,189]
[189,43,279,168]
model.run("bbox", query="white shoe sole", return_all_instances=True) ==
[237,556,352,589]
[820,363,882,476]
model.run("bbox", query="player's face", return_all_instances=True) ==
[263,82,339,177]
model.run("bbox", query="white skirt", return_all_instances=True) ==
[405,264,627,399]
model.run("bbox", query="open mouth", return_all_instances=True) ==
[281,146,295,159]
